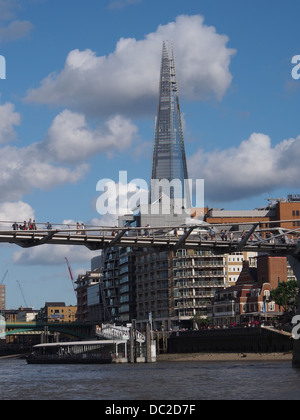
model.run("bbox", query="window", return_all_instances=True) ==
[268,303,275,311]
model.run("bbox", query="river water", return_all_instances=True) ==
[1,358,300,400]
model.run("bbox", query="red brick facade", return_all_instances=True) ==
[209,255,287,325]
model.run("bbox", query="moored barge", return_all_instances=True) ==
[26,340,128,364]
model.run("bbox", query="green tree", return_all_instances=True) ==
[270,280,299,316]
[190,315,210,329]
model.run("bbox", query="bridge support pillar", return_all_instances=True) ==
[129,326,135,363]
[287,256,300,367]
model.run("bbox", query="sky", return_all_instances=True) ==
[0,0,300,309]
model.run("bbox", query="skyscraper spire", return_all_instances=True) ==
[150,41,191,209]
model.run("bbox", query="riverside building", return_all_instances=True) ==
[136,249,226,331]
[205,195,300,231]
[208,255,288,326]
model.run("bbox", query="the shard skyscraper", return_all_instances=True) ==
[150,41,191,210]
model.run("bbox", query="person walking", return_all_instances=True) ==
[12,222,18,231]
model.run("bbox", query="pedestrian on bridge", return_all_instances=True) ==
[209,227,216,240]
[12,222,18,231]
[46,222,52,231]
[144,225,150,237]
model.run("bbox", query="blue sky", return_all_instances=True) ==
[0,0,300,309]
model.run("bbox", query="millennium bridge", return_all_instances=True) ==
[0,219,299,256]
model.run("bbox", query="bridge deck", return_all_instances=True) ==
[0,227,298,257]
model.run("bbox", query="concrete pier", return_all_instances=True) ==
[125,323,156,364]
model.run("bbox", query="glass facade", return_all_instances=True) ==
[150,41,190,208]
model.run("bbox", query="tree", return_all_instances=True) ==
[270,280,299,316]
[190,315,210,329]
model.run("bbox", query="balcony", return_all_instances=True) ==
[174,271,224,279]
[174,280,224,288]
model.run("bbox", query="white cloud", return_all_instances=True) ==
[0,101,140,201]
[45,110,138,163]
[0,102,21,144]
[189,133,300,203]
[25,15,236,118]
[12,243,95,266]
[0,143,88,201]
[0,201,35,224]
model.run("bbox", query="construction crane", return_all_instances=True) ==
[65,257,76,296]
[17,280,29,308]
[1,270,8,285]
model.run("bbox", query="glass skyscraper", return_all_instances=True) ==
[150,41,191,209]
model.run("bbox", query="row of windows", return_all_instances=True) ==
[227,257,243,262]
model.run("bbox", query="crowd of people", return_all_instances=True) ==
[12,219,40,231]
[11,220,88,234]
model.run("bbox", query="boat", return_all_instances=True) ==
[26,340,127,365]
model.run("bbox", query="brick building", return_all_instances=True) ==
[39,302,77,323]
[209,255,287,326]
[76,270,101,322]
[205,195,300,231]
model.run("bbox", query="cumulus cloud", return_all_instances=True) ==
[0,143,88,201]
[0,102,21,144]
[25,15,236,117]
[0,101,140,200]
[0,201,35,223]
[45,110,138,163]
[189,133,300,203]
[12,243,95,266]
[0,101,91,201]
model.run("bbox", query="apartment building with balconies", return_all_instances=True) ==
[136,249,226,330]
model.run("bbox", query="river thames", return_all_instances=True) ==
[1,358,300,400]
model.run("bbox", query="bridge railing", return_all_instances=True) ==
[1,219,300,249]
[97,324,145,343]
